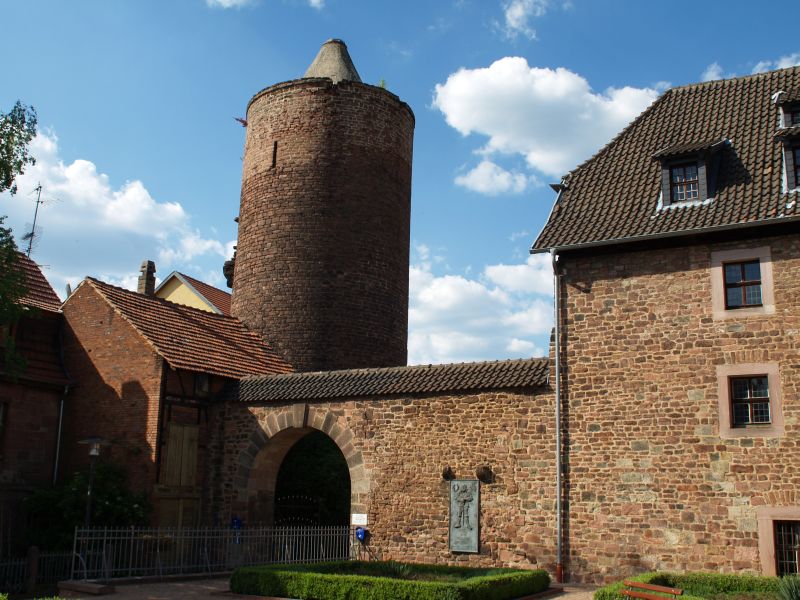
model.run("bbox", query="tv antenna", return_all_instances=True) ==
[22,183,59,257]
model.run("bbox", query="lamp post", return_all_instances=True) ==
[78,437,109,529]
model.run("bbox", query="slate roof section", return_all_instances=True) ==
[775,89,800,104]
[651,138,728,159]
[15,252,62,312]
[774,125,800,138]
[534,66,800,251]
[84,278,292,378]
[227,357,549,403]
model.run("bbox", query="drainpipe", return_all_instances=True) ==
[551,247,563,583]
[53,316,75,484]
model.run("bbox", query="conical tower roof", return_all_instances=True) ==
[304,39,361,84]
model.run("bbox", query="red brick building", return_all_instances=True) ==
[0,254,69,555]
[533,66,800,580]
[60,276,290,527]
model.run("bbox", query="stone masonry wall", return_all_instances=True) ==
[231,79,414,372]
[213,388,558,572]
[560,233,799,582]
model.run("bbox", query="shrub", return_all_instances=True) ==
[231,561,550,600]
[24,461,151,550]
[595,572,781,600]
[779,576,800,600]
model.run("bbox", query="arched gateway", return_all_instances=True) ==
[236,404,368,526]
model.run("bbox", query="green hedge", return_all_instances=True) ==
[231,561,550,600]
[594,572,781,600]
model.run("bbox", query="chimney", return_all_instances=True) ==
[137,260,156,296]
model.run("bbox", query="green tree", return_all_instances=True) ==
[0,101,37,374]
[1,101,38,195]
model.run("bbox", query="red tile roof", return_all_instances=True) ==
[15,252,62,312]
[177,273,231,316]
[226,357,549,403]
[83,278,292,378]
[534,66,800,251]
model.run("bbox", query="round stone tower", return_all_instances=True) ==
[231,39,415,372]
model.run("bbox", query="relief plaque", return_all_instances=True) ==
[449,479,479,553]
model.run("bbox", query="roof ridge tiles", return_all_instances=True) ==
[228,357,550,404]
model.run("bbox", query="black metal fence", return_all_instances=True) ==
[71,525,355,581]
[0,550,72,594]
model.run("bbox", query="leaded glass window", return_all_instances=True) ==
[724,260,762,309]
[670,163,700,202]
[775,521,800,576]
[730,376,770,426]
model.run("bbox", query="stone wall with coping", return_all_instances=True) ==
[211,387,558,572]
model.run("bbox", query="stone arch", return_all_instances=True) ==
[237,403,368,525]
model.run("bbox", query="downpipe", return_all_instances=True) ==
[551,248,563,583]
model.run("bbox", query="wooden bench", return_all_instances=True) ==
[622,580,683,600]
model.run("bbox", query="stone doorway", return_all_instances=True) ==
[245,426,351,526]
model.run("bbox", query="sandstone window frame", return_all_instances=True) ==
[710,246,775,320]
[757,506,800,576]
[716,363,783,439]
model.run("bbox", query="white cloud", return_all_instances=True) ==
[307,0,324,8]
[501,0,548,40]
[206,0,254,8]
[433,57,659,177]
[701,62,724,82]
[454,160,535,195]
[776,53,800,69]
[509,230,530,242]
[2,132,228,295]
[408,249,552,365]
[506,338,540,354]
[752,52,800,74]
[484,253,552,294]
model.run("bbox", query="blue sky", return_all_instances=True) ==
[2,0,798,365]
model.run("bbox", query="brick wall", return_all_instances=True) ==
[559,233,799,581]
[61,283,163,492]
[212,388,558,572]
[231,79,414,372]
[0,379,61,550]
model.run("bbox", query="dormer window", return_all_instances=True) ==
[776,130,800,190]
[653,138,727,207]
[670,163,699,202]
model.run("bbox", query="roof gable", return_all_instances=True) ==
[78,278,291,378]
[155,272,231,315]
[534,66,800,251]
[15,252,62,312]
